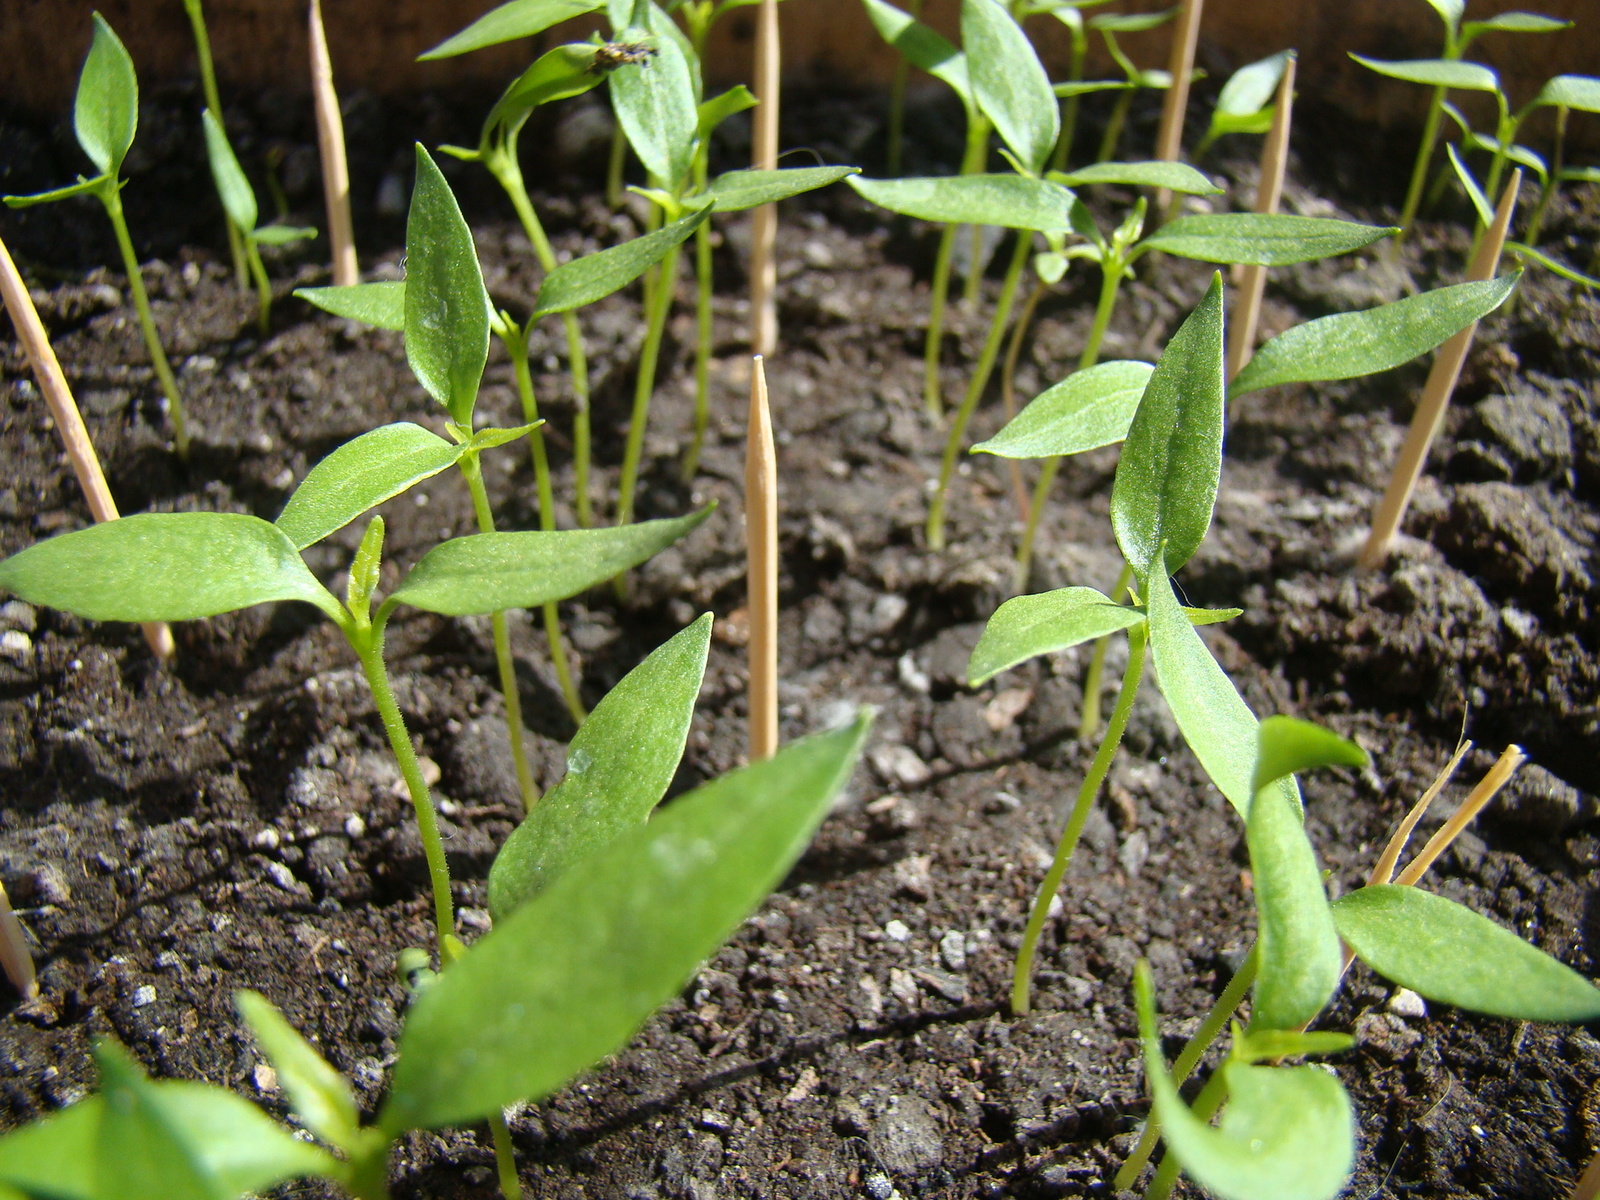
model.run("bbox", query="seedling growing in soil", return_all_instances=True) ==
[3,14,190,458]
[1192,49,1292,161]
[180,0,249,285]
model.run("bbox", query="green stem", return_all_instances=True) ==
[923,117,991,422]
[927,229,1032,550]
[1398,84,1448,239]
[244,237,272,335]
[617,240,682,528]
[103,186,189,459]
[458,451,542,810]
[999,277,1046,526]
[489,1110,523,1200]
[1050,36,1089,172]
[1012,620,1146,1015]
[1145,1066,1231,1200]
[963,221,985,306]
[181,0,249,287]
[886,0,925,177]
[682,219,714,482]
[606,120,627,210]
[1524,105,1566,249]
[1098,89,1133,164]
[1077,560,1133,740]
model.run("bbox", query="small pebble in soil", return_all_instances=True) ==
[1387,988,1428,1019]
[896,653,930,694]
[343,814,365,839]
[130,984,156,1008]
[940,930,967,972]
[863,1173,898,1200]
[251,828,281,851]
[884,919,911,943]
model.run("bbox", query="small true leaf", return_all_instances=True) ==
[275,423,464,550]
[1185,605,1242,626]
[418,0,604,59]
[1232,276,1518,395]
[1247,781,1341,1031]
[1534,74,1600,113]
[0,513,341,623]
[489,615,713,918]
[296,281,407,331]
[610,19,697,189]
[1348,55,1499,93]
[1234,1027,1355,1064]
[1052,161,1222,195]
[848,174,1075,231]
[201,109,259,235]
[968,587,1144,686]
[1252,716,1369,796]
[1140,214,1397,265]
[1091,8,1176,33]
[974,361,1153,460]
[962,0,1059,176]
[1447,143,1495,226]
[385,507,712,617]
[235,992,361,1155]
[861,0,972,106]
[1053,79,1133,98]
[697,85,757,142]
[382,715,872,1131]
[1333,885,1600,1022]
[75,14,138,177]
[1215,50,1292,117]
[707,166,861,212]
[533,207,711,317]
[483,43,606,136]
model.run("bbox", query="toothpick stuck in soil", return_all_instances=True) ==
[749,0,780,358]
[309,0,358,287]
[746,356,778,761]
[1153,0,1204,217]
[1359,170,1520,569]
[0,881,36,1001]
[0,233,175,660]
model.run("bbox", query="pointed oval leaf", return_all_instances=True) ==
[1110,274,1224,578]
[534,207,710,317]
[1091,8,1176,33]
[1333,885,1600,1022]
[201,109,259,235]
[1248,782,1342,1031]
[697,84,757,142]
[382,715,872,1131]
[1348,55,1499,93]
[484,43,606,135]
[3,176,110,208]
[1053,79,1133,98]
[75,14,138,177]
[1232,275,1518,396]
[1425,0,1464,33]
[1534,74,1600,113]
[861,0,972,105]
[1215,50,1292,117]
[1252,715,1368,796]
[235,992,361,1155]
[962,0,1059,176]
[849,174,1075,231]
[418,0,605,59]
[1186,605,1242,626]
[975,361,1154,460]
[406,146,490,425]
[0,514,341,624]
[252,223,317,246]
[386,506,713,616]
[275,423,465,550]
[707,166,862,212]
[968,588,1143,686]
[1140,214,1398,265]
[1464,12,1569,38]
[1053,161,1222,195]
[489,614,712,918]
[0,1095,100,1200]
[610,22,698,189]
[296,281,407,331]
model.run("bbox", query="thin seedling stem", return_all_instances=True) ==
[182,0,248,287]
[682,218,715,481]
[0,232,174,659]
[924,118,992,422]
[605,121,628,211]
[885,0,926,176]
[104,187,189,460]
[1050,34,1090,172]
[746,356,779,761]
[489,1109,523,1200]
[749,0,780,357]
[1076,561,1133,740]
[309,0,358,287]
[617,241,684,528]
[1524,105,1568,249]
[1013,621,1146,1015]
[1359,170,1519,568]
[1225,55,1294,392]
[1152,0,1203,217]
[999,277,1046,523]
[244,238,272,334]
[963,222,985,307]
[1097,89,1134,164]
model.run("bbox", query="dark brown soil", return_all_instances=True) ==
[0,79,1597,1200]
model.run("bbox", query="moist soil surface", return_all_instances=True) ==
[0,79,1598,1200]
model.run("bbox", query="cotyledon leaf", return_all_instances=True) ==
[1052,161,1221,195]
[74,14,138,177]
[532,207,711,317]
[1252,715,1368,797]
[962,0,1058,176]
[968,587,1144,686]
[1348,55,1499,93]
[417,0,604,60]
[973,360,1153,459]
[849,174,1075,231]
[609,15,697,189]
[1139,213,1397,266]
[235,992,361,1157]
[706,166,861,213]
[861,0,972,106]
[406,146,490,425]
[295,281,407,331]
[201,108,258,236]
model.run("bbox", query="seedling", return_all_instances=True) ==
[1192,49,1293,162]
[3,14,190,458]
[1079,7,1181,165]
[180,0,248,285]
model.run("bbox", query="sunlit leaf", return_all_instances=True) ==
[968,587,1143,686]
[1140,214,1397,265]
[849,174,1075,231]
[1234,1027,1355,1064]
[251,224,316,246]
[1247,781,1341,1031]
[0,1096,98,1200]
[610,15,697,189]
[1052,161,1221,195]
[200,109,258,235]
[962,0,1059,176]
[1052,79,1132,98]
[406,146,490,425]
[1348,55,1499,93]
[1446,142,1495,226]
[483,43,606,136]
[1533,73,1600,113]
[295,281,407,331]
[1424,0,1464,35]
[706,166,861,212]
[1252,715,1368,795]
[533,207,710,317]
[75,14,138,177]
[2,176,108,209]
[1506,242,1600,289]
[1463,12,1568,40]
[1216,50,1292,117]
[235,993,361,1156]
[697,84,756,142]
[1090,8,1175,32]
[418,0,604,59]
[973,360,1153,459]
[861,0,972,106]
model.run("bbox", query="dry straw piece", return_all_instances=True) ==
[309,0,358,287]
[1153,0,1204,215]
[746,356,778,761]
[748,0,780,357]
[1359,169,1521,568]
[0,233,175,660]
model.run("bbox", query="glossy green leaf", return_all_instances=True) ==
[483,44,605,138]
[707,166,861,212]
[406,146,490,425]
[1110,275,1224,578]
[251,224,316,246]
[643,0,702,104]
[1233,1027,1355,1064]
[1463,12,1568,38]
[1424,0,1464,34]
[1208,108,1277,138]
[1052,161,1222,195]
[75,14,138,177]
[1333,885,1600,1022]
[385,506,712,617]
[861,0,972,106]
[275,423,463,550]
[200,109,258,235]
[1247,782,1341,1031]
[968,588,1143,687]
[1216,50,1291,117]
[418,0,604,59]
[1233,276,1517,396]
[383,714,872,1131]
[1140,214,1397,265]
[697,85,757,142]
[1447,143,1495,226]
[235,992,361,1155]
[1137,963,1354,1200]
[1349,55,1499,93]
[1091,8,1175,32]
[1534,74,1600,113]
[533,207,710,317]
[1507,242,1600,289]
[468,422,542,451]
[962,0,1058,176]
[974,360,1153,459]
[1252,715,1368,796]
[610,18,697,189]
[2,176,108,208]
[0,1096,99,1200]
[849,174,1075,231]
[1052,79,1132,98]
[295,281,407,331]
[489,615,712,917]
[1185,605,1242,626]
[0,513,341,624]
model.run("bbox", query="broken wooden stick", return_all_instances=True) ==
[746,356,778,761]
[310,0,358,287]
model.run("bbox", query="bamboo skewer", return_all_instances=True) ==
[1358,171,1520,569]
[1225,54,1295,392]
[309,0,358,287]
[1152,0,1203,216]
[0,233,175,660]
[746,356,778,762]
[749,0,780,358]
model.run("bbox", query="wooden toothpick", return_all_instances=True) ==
[0,881,36,1001]
[1226,53,1295,392]
[748,0,780,357]
[1152,0,1204,216]
[310,0,358,287]
[0,233,174,660]
[746,356,778,761]
[1358,170,1520,569]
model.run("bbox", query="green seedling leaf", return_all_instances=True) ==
[489,614,713,917]
[610,20,697,189]
[1333,885,1600,1022]
[385,506,712,617]
[1052,79,1133,98]
[849,174,1075,231]
[641,0,702,104]
[1507,242,1600,289]
[383,715,872,1131]
[962,0,1059,176]
[1349,55,1499,93]
[469,422,543,451]
[406,146,490,425]
[201,108,259,234]
[862,0,972,106]
[533,207,711,317]
[1185,605,1242,625]
[1234,1027,1355,1064]
[1110,274,1224,579]
[1424,0,1464,35]
[1092,8,1175,32]
[968,587,1143,686]
[252,224,317,246]
[75,14,138,177]
[275,423,465,550]
[1052,161,1222,195]
[2,176,108,208]
[1208,108,1277,138]
[418,0,604,59]
[0,1095,98,1199]
[1252,715,1368,796]
[235,992,361,1155]
[1140,214,1397,266]
[1231,275,1518,395]
[0,513,341,624]
[698,85,756,141]
[296,281,407,331]
[1216,50,1292,117]
[1463,12,1569,38]
[1559,166,1600,185]
[974,360,1154,459]
[1534,74,1600,113]
[1247,781,1341,1031]
[1447,143,1495,226]
[484,44,606,136]
[707,166,862,212]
